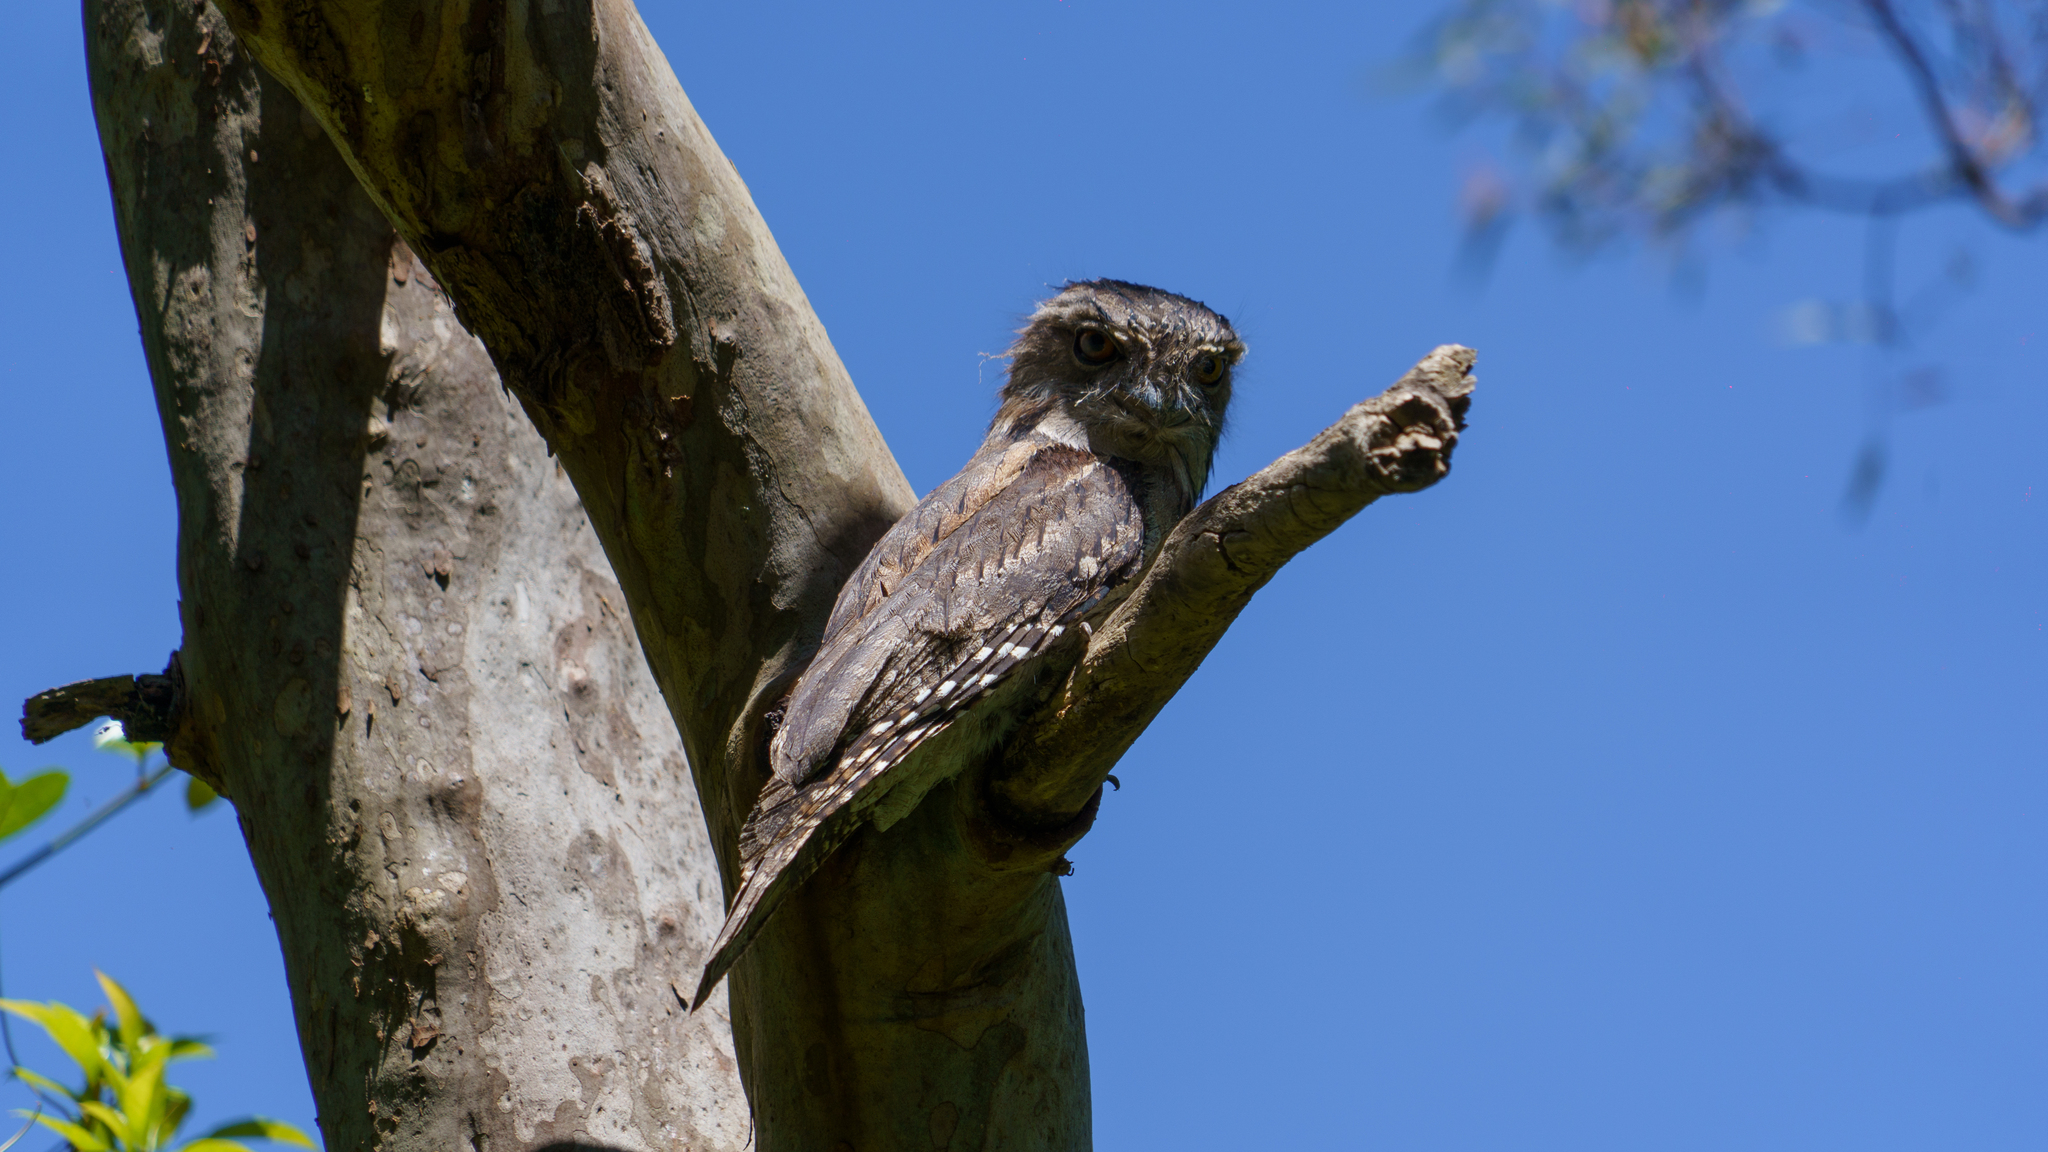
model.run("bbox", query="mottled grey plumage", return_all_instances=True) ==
[691,280,1244,1009]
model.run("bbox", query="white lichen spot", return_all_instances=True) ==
[378,301,402,356]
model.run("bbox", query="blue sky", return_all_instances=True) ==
[2,2,2041,1149]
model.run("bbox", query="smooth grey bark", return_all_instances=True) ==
[69,2,748,1146]
[34,0,1478,1145]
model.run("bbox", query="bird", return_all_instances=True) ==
[690,279,1244,1010]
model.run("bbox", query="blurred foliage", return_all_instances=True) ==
[90,723,213,814]
[0,772,67,846]
[1404,0,2048,250]
[1,972,313,1152]
[1,728,237,1152]
[180,780,216,814]
[1402,0,2047,517]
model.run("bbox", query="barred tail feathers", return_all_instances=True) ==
[690,702,961,1011]
[691,610,1093,1011]
[689,782,857,1011]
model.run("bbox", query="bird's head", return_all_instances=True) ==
[996,280,1245,498]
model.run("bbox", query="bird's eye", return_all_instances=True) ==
[1193,354,1226,386]
[1074,329,1118,365]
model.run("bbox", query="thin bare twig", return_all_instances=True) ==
[0,765,176,892]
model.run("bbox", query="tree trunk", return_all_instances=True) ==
[39,0,1477,1147]
[76,2,746,1146]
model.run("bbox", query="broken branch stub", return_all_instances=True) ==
[20,655,183,748]
[989,344,1476,823]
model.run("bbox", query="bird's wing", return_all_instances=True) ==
[689,439,1147,1010]
[814,432,1048,646]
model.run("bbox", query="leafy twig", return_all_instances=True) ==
[0,767,175,893]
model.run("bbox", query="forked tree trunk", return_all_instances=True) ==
[39,0,1476,1147]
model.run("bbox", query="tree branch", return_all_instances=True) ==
[991,346,1476,823]
[1421,0,2048,247]
[20,656,182,751]
[1861,0,2048,230]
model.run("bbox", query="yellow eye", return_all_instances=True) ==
[1193,353,1225,385]
[1074,329,1118,365]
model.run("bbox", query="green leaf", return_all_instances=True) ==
[97,1058,130,1099]
[163,1040,214,1062]
[1,1001,106,1079]
[12,982,304,1152]
[155,1093,190,1151]
[11,1067,78,1102]
[182,777,217,813]
[25,1113,111,1152]
[94,972,146,1054]
[0,770,68,841]
[75,1102,126,1142]
[120,1052,165,1149]
[199,1121,313,1149]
